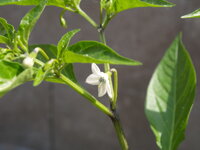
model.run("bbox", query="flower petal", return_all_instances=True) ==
[92,63,101,75]
[98,82,107,97]
[106,80,112,98]
[86,74,100,85]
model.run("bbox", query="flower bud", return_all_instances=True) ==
[23,56,34,68]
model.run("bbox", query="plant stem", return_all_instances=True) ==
[76,6,98,28]
[59,73,114,118]
[99,27,129,150]
[111,68,118,110]
[76,7,129,150]
[111,111,129,150]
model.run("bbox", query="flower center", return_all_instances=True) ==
[99,77,106,83]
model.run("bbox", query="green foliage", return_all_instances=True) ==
[33,68,47,86]
[17,0,47,50]
[145,34,196,150]
[0,0,65,8]
[0,60,34,97]
[63,41,141,65]
[29,44,77,84]
[0,0,82,10]
[29,44,57,61]
[0,35,9,45]
[181,8,200,18]
[62,63,77,83]
[101,0,174,15]
[57,29,80,59]
[0,17,15,47]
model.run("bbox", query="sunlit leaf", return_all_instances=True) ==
[0,35,9,45]
[63,41,141,65]
[57,29,80,59]
[0,0,66,8]
[181,8,200,18]
[101,0,174,14]
[17,0,47,48]
[0,60,34,97]
[0,17,15,46]
[145,34,196,150]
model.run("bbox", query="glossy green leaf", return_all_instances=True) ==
[181,8,200,18]
[29,44,77,83]
[0,60,34,97]
[63,41,141,65]
[101,0,174,14]
[0,0,66,8]
[57,29,80,59]
[145,34,196,150]
[17,0,47,48]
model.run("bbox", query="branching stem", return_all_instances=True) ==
[99,20,129,150]
[59,74,114,118]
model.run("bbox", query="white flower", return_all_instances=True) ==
[22,48,39,68]
[23,56,34,67]
[86,63,112,98]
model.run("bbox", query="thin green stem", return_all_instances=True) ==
[76,6,98,28]
[111,68,118,110]
[111,113,129,150]
[59,74,114,118]
[74,6,129,150]
[99,25,129,150]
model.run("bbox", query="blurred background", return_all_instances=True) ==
[0,0,199,150]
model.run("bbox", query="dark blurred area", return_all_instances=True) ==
[0,0,200,150]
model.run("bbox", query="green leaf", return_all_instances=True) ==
[29,44,77,83]
[33,68,46,86]
[62,63,77,83]
[181,8,200,18]
[101,0,174,14]
[63,41,141,65]
[0,35,9,45]
[57,29,80,59]
[145,34,196,150]
[17,0,47,48]
[0,17,15,44]
[29,44,57,62]
[0,60,34,97]
[0,0,67,8]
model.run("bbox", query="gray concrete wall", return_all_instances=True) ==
[0,0,200,150]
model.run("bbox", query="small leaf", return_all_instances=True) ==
[63,41,141,66]
[101,0,174,14]
[0,60,34,97]
[57,29,80,59]
[17,0,47,48]
[145,34,196,150]
[181,8,200,18]
[33,68,46,86]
